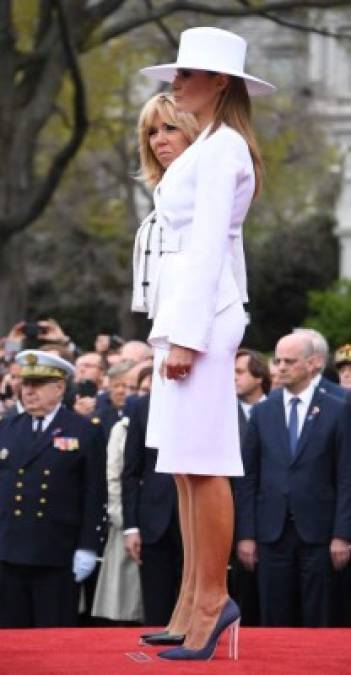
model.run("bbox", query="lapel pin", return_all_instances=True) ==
[0,448,9,460]
[307,406,320,421]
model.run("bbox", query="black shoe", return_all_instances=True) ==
[140,631,185,646]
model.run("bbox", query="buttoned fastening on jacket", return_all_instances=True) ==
[0,407,107,567]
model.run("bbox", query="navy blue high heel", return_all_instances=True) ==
[158,598,240,661]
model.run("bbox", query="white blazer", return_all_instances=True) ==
[132,210,165,314]
[142,123,255,353]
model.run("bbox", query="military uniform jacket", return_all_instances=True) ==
[0,406,107,567]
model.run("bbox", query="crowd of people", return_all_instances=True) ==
[0,318,350,629]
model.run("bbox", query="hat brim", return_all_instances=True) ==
[140,63,275,96]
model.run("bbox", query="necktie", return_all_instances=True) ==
[33,416,44,438]
[288,397,300,457]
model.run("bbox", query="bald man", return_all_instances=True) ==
[236,333,351,627]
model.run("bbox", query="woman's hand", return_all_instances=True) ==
[160,344,197,381]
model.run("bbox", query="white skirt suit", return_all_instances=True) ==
[140,123,255,476]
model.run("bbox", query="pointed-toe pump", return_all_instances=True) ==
[158,598,240,661]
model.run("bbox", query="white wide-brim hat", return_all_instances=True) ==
[140,27,275,96]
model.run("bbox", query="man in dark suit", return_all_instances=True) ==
[0,350,106,628]
[231,348,270,625]
[236,333,351,627]
[122,393,182,626]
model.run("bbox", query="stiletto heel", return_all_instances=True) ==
[228,618,240,660]
[158,598,241,661]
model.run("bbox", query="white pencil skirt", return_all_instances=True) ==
[146,301,247,476]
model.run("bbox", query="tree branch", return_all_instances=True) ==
[143,0,178,49]
[85,0,128,21]
[238,0,351,39]
[85,0,351,48]
[250,12,350,39]
[0,0,88,240]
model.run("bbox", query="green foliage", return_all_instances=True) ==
[12,0,39,52]
[304,280,351,349]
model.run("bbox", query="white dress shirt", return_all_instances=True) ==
[283,381,315,437]
[312,373,322,388]
[32,403,61,432]
[240,394,266,421]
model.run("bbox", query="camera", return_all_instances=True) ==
[0,384,13,401]
[22,322,47,340]
[75,380,98,398]
[109,334,124,350]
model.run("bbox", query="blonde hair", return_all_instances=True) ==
[138,93,199,187]
[210,75,263,198]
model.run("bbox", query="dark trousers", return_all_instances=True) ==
[0,562,79,628]
[141,517,182,626]
[258,521,331,627]
[229,558,260,626]
[330,561,351,627]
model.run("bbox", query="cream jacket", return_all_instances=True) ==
[147,123,255,353]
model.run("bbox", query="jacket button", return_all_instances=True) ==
[16,481,23,488]
[43,469,51,476]
[14,495,23,502]
[36,511,44,518]
[41,483,48,490]
[18,468,24,475]
[40,497,47,504]
[14,509,22,516]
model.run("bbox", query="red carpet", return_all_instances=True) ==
[1,627,351,675]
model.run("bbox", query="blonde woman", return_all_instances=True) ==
[137,27,275,661]
[94,95,198,623]
[132,92,198,316]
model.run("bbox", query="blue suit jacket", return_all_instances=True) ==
[319,375,347,400]
[236,387,351,545]
[0,406,107,566]
[122,394,177,545]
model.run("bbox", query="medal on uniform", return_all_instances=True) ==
[53,437,79,451]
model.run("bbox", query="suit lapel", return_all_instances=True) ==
[292,388,323,463]
[18,407,65,468]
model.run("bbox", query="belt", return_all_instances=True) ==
[159,228,187,254]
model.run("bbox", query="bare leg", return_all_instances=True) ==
[167,474,196,635]
[184,475,234,649]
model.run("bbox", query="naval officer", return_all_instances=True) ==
[0,350,107,627]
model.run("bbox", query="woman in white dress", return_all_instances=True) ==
[137,27,275,660]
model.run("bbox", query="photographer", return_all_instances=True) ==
[95,334,124,365]
[0,360,23,418]
[3,319,76,360]
[72,352,105,418]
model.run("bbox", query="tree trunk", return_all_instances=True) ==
[0,236,27,335]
